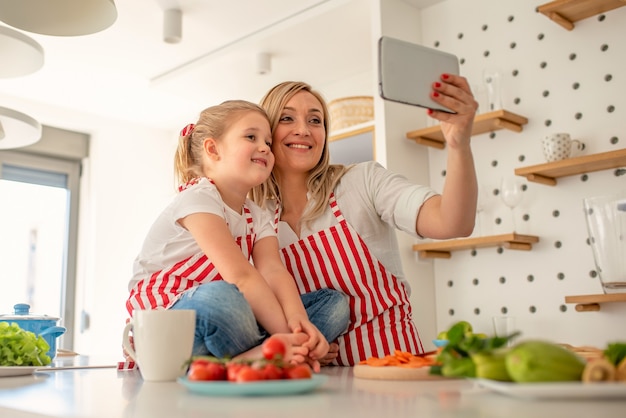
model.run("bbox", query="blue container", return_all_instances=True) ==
[0,303,66,360]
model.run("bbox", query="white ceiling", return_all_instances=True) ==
[0,0,442,131]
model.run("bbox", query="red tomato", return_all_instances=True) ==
[226,362,245,382]
[204,361,227,381]
[262,363,284,380]
[236,365,265,382]
[187,359,227,381]
[187,361,212,381]
[284,364,312,380]
[262,336,287,361]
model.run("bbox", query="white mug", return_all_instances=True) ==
[541,133,585,162]
[122,309,196,382]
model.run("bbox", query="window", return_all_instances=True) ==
[0,126,88,350]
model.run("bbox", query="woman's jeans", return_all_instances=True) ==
[170,280,350,358]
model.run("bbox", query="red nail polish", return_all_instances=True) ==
[434,82,441,88]
[427,108,434,115]
[433,91,440,98]
[442,73,449,80]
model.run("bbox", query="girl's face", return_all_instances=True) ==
[271,91,326,178]
[212,111,274,192]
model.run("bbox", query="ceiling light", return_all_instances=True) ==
[163,9,182,44]
[0,106,42,149]
[0,25,43,78]
[0,0,117,36]
[257,52,271,75]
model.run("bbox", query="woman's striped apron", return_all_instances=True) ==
[126,179,254,315]
[276,193,423,365]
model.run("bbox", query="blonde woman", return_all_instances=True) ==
[251,76,478,366]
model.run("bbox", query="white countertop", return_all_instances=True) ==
[1,356,625,418]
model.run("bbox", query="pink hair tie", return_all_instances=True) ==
[180,123,195,137]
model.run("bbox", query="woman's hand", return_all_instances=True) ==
[428,73,478,149]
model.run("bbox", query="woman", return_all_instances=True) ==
[251,74,478,366]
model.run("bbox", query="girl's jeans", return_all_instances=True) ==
[170,280,350,357]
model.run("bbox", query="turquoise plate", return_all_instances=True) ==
[177,374,328,397]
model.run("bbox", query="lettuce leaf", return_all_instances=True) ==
[0,322,51,366]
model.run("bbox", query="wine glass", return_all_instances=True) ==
[500,176,523,232]
[474,185,489,236]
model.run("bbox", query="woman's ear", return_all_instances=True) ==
[203,138,220,161]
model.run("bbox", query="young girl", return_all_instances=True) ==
[125,100,349,367]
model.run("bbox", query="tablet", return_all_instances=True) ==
[378,36,459,113]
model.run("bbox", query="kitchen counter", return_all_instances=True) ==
[0,356,625,418]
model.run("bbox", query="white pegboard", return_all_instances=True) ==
[418,0,626,347]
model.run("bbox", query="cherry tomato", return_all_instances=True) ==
[262,363,284,380]
[262,336,287,361]
[187,361,212,381]
[226,362,245,382]
[204,361,227,381]
[236,365,265,382]
[284,364,312,380]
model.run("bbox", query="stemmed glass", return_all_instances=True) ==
[474,185,489,236]
[500,176,523,232]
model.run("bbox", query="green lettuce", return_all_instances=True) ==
[0,322,51,366]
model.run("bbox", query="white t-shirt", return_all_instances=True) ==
[272,161,437,281]
[129,178,275,291]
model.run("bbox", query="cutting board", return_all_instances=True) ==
[353,365,448,381]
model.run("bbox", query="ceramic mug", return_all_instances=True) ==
[122,309,196,382]
[542,133,585,162]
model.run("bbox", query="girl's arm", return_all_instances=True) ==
[416,73,479,239]
[180,212,290,335]
[252,236,330,362]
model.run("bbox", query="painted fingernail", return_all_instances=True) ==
[427,109,434,115]
[442,73,450,80]
[432,91,440,98]
[434,82,442,88]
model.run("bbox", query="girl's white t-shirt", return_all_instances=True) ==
[129,178,275,290]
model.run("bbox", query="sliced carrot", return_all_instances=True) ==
[360,351,436,368]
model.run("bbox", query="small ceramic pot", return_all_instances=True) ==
[0,303,66,359]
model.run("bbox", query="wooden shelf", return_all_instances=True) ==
[537,0,626,31]
[514,148,626,186]
[406,110,528,149]
[412,233,540,259]
[565,293,626,312]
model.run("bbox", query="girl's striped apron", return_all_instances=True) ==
[276,193,423,366]
[126,179,254,315]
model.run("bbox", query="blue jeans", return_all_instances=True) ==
[170,280,349,357]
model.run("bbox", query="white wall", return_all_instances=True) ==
[419,0,626,348]
[0,92,177,362]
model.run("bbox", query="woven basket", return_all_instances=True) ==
[328,96,374,132]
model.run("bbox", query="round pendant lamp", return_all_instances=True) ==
[0,25,44,78]
[0,106,42,149]
[0,0,118,36]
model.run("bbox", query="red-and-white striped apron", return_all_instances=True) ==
[126,191,254,316]
[276,193,423,366]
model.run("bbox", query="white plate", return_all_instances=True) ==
[474,378,626,400]
[0,366,45,377]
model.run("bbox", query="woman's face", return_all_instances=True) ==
[271,91,326,178]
